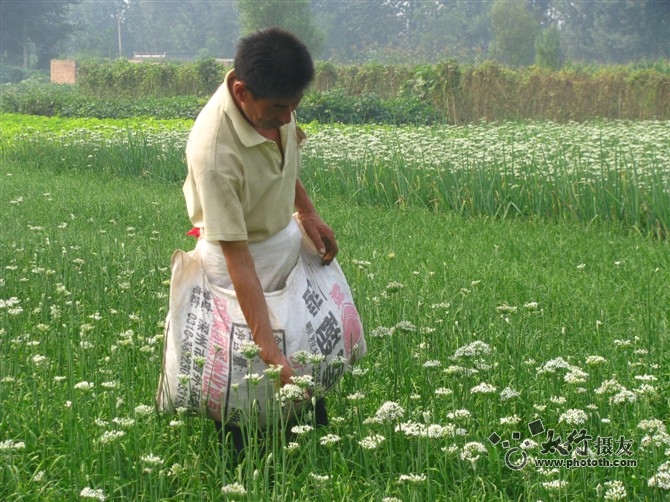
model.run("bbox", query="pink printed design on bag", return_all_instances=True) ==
[202,295,232,421]
[341,302,363,359]
[329,283,363,360]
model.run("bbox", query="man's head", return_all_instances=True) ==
[234,27,314,102]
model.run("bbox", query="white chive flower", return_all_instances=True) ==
[358,434,385,450]
[239,341,260,359]
[221,482,247,497]
[80,487,106,500]
[319,434,341,446]
[603,480,627,500]
[0,439,26,451]
[470,382,497,394]
[290,425,313,436]
[374,401,405,422]
[558,409,588,426]
[397,473,426,484]
[647,461,670,490]
[460,442,488,463]
[500,387,520,400]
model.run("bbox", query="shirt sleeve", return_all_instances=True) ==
[186,123,248,242]
[197,166,248,242]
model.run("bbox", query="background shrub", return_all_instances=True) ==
[0,81,440,124]
[77,58,227,98]
[0,82,207,119]
[3,59,669,123]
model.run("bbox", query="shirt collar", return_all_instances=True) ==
[222,70,291,148]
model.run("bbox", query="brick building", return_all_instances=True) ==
[50,59,77,84]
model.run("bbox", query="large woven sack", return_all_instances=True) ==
[156,227,365,428]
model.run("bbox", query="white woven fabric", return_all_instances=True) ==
[195,217,301,292]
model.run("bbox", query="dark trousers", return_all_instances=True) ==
[215,398,328,463]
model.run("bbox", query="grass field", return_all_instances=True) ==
[2,114,668,238]
[1,115,669,501]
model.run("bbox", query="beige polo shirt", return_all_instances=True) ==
[183,71,304,243]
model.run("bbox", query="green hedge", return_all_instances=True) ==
[76,58,227,98]
[0,65,50,85]
[298,88,441,124]
[0,81,441,125]
[311,60,670,122]
[0,82,208,119]
[3,58,670,123]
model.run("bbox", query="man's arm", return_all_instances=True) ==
[219,240,295,387]
[294,179,338,264]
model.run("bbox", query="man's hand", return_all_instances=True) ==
[294,180,338,265]
[220,240,297,385]
[299,211,338,265]
[261,349,296,388]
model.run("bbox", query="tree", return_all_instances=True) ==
[0,0,79,69]
[488,0,540,67]
[641,0,670,60]
[410,0,494,63]
[236,0,324,57]
[590,1,646,63]
[528,0,556,25]
[312,0,412,62]
[553,0,670,63]
[67,0,238,60]
[67,0,132,59]
[535,25,561,69]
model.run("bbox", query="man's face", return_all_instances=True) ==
[235,82,301,130]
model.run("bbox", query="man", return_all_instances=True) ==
[182,28,336,459]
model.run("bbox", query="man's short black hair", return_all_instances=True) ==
[234,27,314,100]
